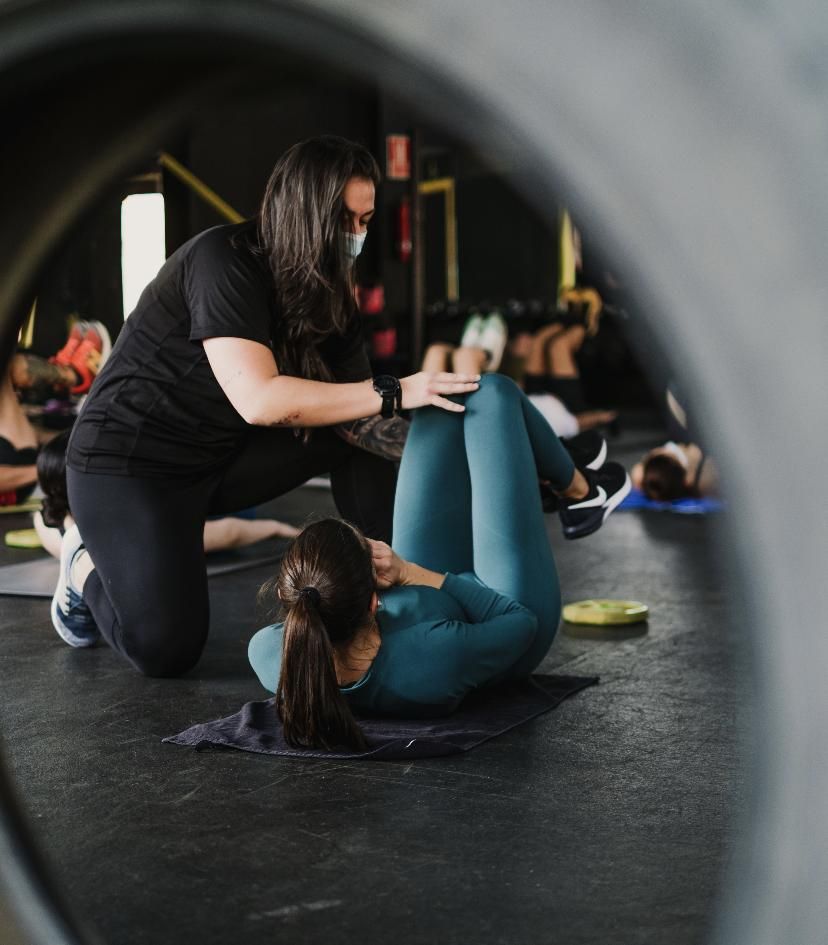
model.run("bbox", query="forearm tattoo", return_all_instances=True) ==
[335,415,410,462]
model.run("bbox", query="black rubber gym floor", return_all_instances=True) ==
[0,418,747,945]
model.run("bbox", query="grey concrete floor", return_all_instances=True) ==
[0,421,748,945]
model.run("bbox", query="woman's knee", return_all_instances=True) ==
[475,372,522,404]
[124,637,205,678]
[117,612,208,678]
[421,342,455,372]
[425,342,455,358]
[551,324,585,352]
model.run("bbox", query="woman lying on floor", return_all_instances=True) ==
[248,375,630,751]
[631,387,719,502]
[33,431,300,564]
[631,441,719,501]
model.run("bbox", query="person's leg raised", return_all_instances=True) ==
[392,401,474,575]
[462,374,573,675]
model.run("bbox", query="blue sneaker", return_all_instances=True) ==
[50,524,99,647]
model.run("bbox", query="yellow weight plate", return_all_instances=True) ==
[5,528,43,549]
[562,599,649,626]
[0,499,40,515]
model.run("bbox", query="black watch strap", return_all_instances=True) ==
[373,375,402,418]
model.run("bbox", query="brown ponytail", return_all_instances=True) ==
[267,519,375,752]
[276,594,367,751]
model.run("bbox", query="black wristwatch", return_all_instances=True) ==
[372,375,403,418]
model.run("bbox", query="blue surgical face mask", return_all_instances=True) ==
[342,230,367,264]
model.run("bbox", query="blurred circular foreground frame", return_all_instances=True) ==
[0,2,827,944]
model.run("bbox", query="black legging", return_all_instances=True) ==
[67,426,396,677]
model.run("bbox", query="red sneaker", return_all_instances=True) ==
[69,321,111,395]
[49,320,86,367]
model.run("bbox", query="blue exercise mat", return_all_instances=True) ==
[619,487,723,515]
[164,674,598,762]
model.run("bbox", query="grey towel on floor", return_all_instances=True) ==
[163,674,598,761]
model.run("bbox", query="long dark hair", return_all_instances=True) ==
[257,135,381,383]
[263,518,375,752]
[37,430,71,528]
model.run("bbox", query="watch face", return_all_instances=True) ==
[373,374,398,394]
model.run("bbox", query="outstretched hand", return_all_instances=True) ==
[368,539,407,589]
[400,371,480,413]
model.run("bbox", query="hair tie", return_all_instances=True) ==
[298,586,321,607]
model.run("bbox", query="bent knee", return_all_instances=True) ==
[121,626,206,678]
[128,647,203,678]
[476,372,521,400]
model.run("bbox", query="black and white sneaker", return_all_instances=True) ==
[559,461,631,540]
[50,524,99,647]
[562,431,607,471]
[540,432,607,513]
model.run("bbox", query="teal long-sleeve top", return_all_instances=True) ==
[247,573,539,717]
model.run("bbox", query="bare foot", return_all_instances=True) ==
[575,409,618,432]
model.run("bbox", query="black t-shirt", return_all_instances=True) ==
[67,222,370,478]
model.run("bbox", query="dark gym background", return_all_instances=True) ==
[30,72,654,412]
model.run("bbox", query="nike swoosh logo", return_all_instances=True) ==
[568,485,607,510]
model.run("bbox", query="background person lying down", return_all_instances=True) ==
[631,441,719,501]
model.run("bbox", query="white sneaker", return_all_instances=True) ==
[459,313,485,348]
[50,524,99,647]
[478,313,509,371]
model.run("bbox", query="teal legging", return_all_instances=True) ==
[392,373,576,678]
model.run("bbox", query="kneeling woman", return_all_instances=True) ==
[249,374,629,750]
[55,136,477,676]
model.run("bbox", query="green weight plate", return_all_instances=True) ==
[562,599,649,626]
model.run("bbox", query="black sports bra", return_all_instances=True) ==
[0,435,38,466]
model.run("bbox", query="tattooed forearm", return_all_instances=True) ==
[266,412,301,427]
[335,415,409,462]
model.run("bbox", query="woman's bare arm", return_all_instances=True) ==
[203,337,480,427]
[0,464,37,492]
